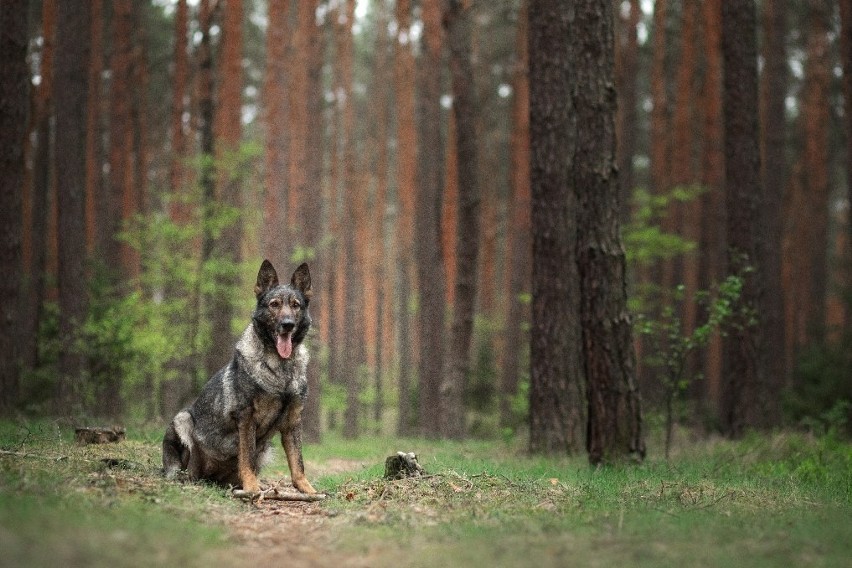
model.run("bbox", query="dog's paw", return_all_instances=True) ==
[241,479,262,494]
[293,477,317,495]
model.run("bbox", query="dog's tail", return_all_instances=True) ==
[162,410,194,478]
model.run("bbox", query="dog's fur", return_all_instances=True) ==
[162,260,316,494]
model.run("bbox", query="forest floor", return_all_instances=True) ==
[1,419,850,567]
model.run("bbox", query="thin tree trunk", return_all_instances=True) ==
[759,0,789,387]
[85,0,103,253]
[840,0,852,331]
[499,1,531,429]
[54,0,91,413]
[416,0,447,440]
[441,0,480,440]
[0,0,30,413]
[614,0,639,223]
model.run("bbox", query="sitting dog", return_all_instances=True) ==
[162,260,317,494]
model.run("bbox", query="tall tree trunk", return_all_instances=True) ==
[720,0,775,436]
[394,0,419,437]
[416,0,447,440]
[54,0,91,412]
[22,0,55,374]
[528,0,584,454]
[85,0,103,253]
[442,113,458,308]
[262,0,290,264]
[169,0,190,221]
[301,0,324,443]
[499,1,531,429]
[573,0,645,465]
[840,0,852,330]
[759,0,789,387]
[441,0,480,440]
[0,0,30,413]
[207,0,244,377]
[614,0,639,223]
[699,0,726,411]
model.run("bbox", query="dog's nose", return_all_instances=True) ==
[279,319,296,334]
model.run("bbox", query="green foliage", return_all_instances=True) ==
[786,338,852,436]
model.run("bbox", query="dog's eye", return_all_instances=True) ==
[269,299,282,309]
[291,299,301,309]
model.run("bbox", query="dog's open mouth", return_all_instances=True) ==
[276,332,293,359]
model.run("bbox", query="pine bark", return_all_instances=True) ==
[0,0,30,413]
[574,0,644,465]
[528,0,584,454]
[54,0,91,411]
[720,0,774,435]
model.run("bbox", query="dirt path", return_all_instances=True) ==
[219,459,374,567]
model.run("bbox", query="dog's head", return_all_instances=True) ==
[252,260,312,359]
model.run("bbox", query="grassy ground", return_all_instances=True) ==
[1,420,850,567]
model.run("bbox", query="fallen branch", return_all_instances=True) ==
[232,488,327,502]
[0,449,70,462]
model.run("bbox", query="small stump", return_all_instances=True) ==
[75,427,126,445]
[384,451,425,480]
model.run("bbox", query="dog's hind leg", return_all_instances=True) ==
[162,410,194,478]
[236,407,261,493]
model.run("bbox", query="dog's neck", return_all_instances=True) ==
[235,324,309,394]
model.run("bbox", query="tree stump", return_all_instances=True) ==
[74,427,126,445]
[384,451,425,479]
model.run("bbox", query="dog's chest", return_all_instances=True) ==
[252,394,288,437]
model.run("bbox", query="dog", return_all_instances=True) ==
[162,260,317,494]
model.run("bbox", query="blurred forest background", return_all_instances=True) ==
[0,0,850,449]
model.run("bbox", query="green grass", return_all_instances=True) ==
[1,420,850,567]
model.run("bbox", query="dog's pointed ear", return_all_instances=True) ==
[255,259,279,299]
[291,263,312,299]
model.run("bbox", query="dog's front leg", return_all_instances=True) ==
[281,405,316,494]
[237,407,261,493]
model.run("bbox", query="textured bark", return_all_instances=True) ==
[416,0,447,440]
[442,113,458,308]
[528,0,584,454]
[499,2,531,428]
[0,0,30,413]
[759,0,789,387]
[720,0,774,435]
[573,0,644,465]
[54,0,91,411]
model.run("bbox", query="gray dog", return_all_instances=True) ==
[162,260,317,494]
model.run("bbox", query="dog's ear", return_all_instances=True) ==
[291,263,312,299]
[255,259,279,299]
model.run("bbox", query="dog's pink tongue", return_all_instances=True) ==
[276,333,293,359]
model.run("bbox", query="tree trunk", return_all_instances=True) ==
[262,0,290,265]
[416,0,447,440]
[499,2,531,429]
[614,0,639,223]
[840,0,852,330]
[528,0,584,454]
[759,0,789,388]
[0,0,30,413]
[54,0,91,413]
[573,0,645,465]
[207,0,244,377]
[720,0,775,436]
[441,0,480,440]
[85,0,103,253]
